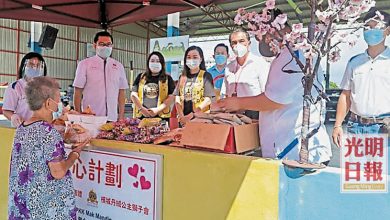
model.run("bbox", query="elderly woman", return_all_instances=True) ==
[3,52,47,127]
[8,76,85,220]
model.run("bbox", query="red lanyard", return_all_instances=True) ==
[232,59,248,96]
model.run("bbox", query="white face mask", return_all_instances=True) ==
[233,43,248,58]
[149,62,162,74]
[186,59,201,70]
[96,46,112,59]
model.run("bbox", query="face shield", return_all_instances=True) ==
[23,58,45,79]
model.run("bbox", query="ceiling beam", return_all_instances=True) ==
[152,2,313,23]
[190,31,229,38]
[149,0,390,36]
[180,2,235,32]
[200,3,235,31]
[135,21,165,37]
[109,5,145,24]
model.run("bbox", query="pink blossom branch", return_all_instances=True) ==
[325,24,363,54]
[325,14,382,54]
[320,19,334,54]
[274,27,306,70]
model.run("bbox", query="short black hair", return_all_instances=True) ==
[229,27,250,43]
[214,43,229,54]
[18,52,47,79]
[364,7,390,27]
[267,8,289,27]
[94,31,114,43]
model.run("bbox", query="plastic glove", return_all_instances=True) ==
[148,108,159,117]
[140,107,152,118]
[11,114,23,127]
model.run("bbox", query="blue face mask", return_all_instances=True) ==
[215,54,227,65]
[24,67,43,78]
[363,29,385,46]
[49,99,63,120]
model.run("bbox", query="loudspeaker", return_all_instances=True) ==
[39,25,59,49]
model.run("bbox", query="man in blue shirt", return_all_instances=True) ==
[207,43,229,99]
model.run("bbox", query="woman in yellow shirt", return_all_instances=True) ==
[174,46,215,125]
[131,52,175,121]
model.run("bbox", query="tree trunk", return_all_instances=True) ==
[299,0,317,163]
[299,72,314,163]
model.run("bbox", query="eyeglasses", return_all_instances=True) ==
[97,42,113,47]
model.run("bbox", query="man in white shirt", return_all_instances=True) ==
[73,31,129,121]
[217,9,332,165]
[220,28,270,119]
[333,8,390,147]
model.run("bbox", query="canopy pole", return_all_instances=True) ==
[147,22,150,59]
[99,0,108,30]
[166,12,180,80]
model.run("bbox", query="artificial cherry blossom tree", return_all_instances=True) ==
[235,0,381,171]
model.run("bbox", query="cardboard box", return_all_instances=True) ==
[67,114,107,124]
[180,122,260,153]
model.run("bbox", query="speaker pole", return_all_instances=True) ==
[30,21,42,54]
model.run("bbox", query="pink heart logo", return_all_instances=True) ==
[141,167,145,173]
[133,181,139,188]
[128,164,139,178]
[140,176,151,190]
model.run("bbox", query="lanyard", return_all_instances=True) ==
[232,59,249,96]
[213,74,225,84]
